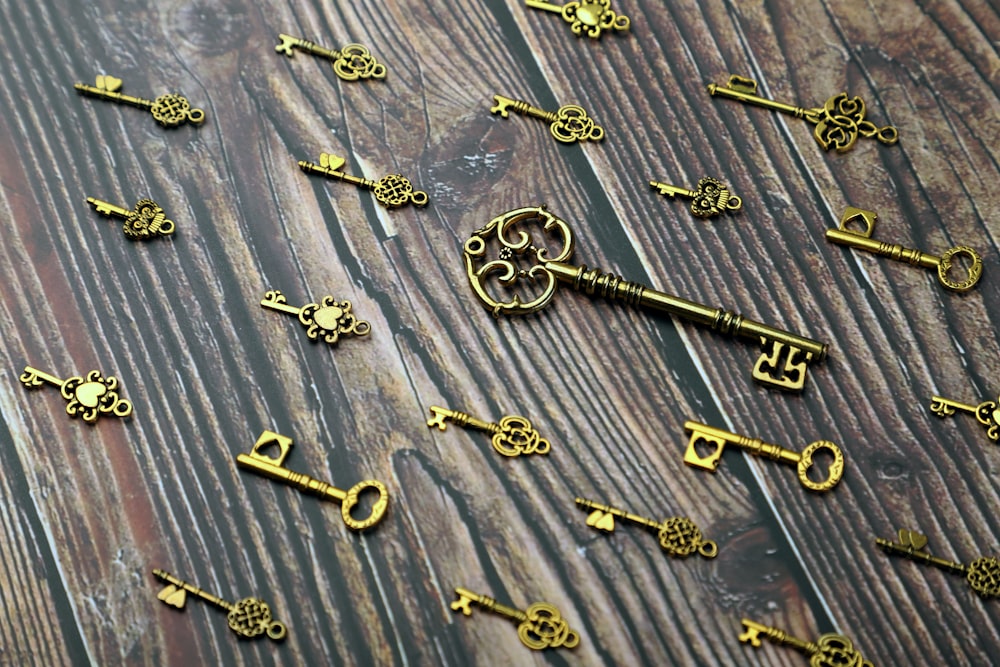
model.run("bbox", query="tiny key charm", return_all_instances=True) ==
[828,207,983,292]
[426,406,550,457]
[649,177,742,219]
[275,33,386,81]
[708,73,896,152]
[20,366,132,423]
[575,497,718,558]
[525,0,630,39]
[74,74,205,128]
[87,196,176,240]
[490,95,604,144]
[450,587,579,650]
[930,391,999,441]
[152,568,287,641]
[237,430,389,531]
[739,618,874,666]
[261,289,370,345]
[876,527,1000,598]
[298,152,428,209]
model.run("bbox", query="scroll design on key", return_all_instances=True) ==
[525,0,629,38]
[650,177,742,219]
[739,619,874,666]
[20,366,132,423]
[427,406,550,457]
[450,587,579,650]
[876,527,1000,598]
[575,498,718,558]
[298,152,428,208]
[275,33,386,81]
[491,95,604,144]
[87,196,176,240]
[261,290,370,345]
[74,74,205,128]
[930,391,1000,441]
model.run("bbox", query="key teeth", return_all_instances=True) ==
[275,34,296,56]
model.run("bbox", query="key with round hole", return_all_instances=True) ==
[490,95,604,144]
[20,366,132,423]
[275,34,386,81]
[876,527,1000,599]
[739,619,874,666]
[575,497,718,558]
[930,391,999,441]
[261,289,370,345]
[298,152,428,208]
[426,406,550,457]
[87,196,176,240]
[649,177,742,219]
[74,74,205,128]
[450,587,579,650]
[525,0,629,39]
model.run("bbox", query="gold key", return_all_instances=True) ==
[426,406,550,457]
[738,618,874,666]
[876,527,1000,599]
[237,430,389,531]
[525,0,630,39]
[87,196,176,240]
[20,366,132,423]
[708,73,897,153]
[74,74,205,128]
[275,33,386,81]
[298,152,428,209]
[575,497,718,558]
[261,289,370,345]
[683,421,844,492]
[828,207,983,292]
[464,205,828,392]
[930,392,999,441]
[450,587,579,650]
[152,568,287,641]
[490,95,604,144]
[649,177,743,219]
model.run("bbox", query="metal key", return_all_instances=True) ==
[152,568,287,641]
[490,95,604,144]
[298,152,428,209]
[426,406,550,457]
[708,73,897,153]
[575,497,718,558]
[738,618,874,666]
[87,196,176,240]
[450,587,579,650]
[930,392,999,441]
[464,205,828,392]
[876,527,1000,599]
[525,0,630,39]
[683,421,844,492]
[20,366,132,423]
[237,430,389,531]
[74,74,205,128]
[828,207,983,292]
[261,289,370,345]
[649,177,743,219]
[275,33,386,81]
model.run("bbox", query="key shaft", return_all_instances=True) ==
[650,181,697,199]
[20,366,64,388]
[707,79,814,119]
[87,197,131,219]
[153,568,233,611]
[74,83,153,110]
[260,290,303,316]
[575,497,660,531]
[875,537,967,575]
[525,0,562,14]
[930,395,980,417]
[298,160,374,188]
[276,33,341,60]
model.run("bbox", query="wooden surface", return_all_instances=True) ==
[0,0,998,665]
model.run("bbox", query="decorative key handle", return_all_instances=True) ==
[650,177,743,219]
[464,205,828,392]
[427,406,550,457]
[298,152,428,209]
[87,196,176,240]
[739,618,874,667]
[876,527,1000,599]
[575,497,718,558]
[708,73,897,153]
[20,366,132,423]
[930,391,999,441]
[684,421,844,492]
[74,74,205,128]
[275,33,386,81]
[237,430,389,531]
[152,568,286,641]
[261,289,370,345]
[828,207,982,292]
[490,95,604,144]
[450,587,579,650]
[525,0,629,38]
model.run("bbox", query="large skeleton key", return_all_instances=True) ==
[738,618,874,666]
[525,0,630,39]
[490,95,604,144]
[87,196,176,240]
[74,74,205,128]
[426,405,550,457]
[450,587,579,650]
[930,391,999,441]
[275,34,386,81]
[463,205,828,392]
[20,366,132,423]
[876,527,1000,598]
[298,152,428,208]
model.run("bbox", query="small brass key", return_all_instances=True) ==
[876,527,1000,599]
[930,392,999,441]
[152,568,287,641]
[649,177,742,219]
[450,587,579,650]
[237,430,389,531]
[464,205,828,392]
[426,406,550,457]
[261,290,370,345]
[575,497,718,558]
[275,34,386,81]
[87,196,176,240]
[828,207,983,292]
[683,421,844,492]
[490,95,604,144]
[298,152,428,208]
[739,618,874,666]
[74,74,205,128]
[525,0,630,39]
[20,366,132,423]
[708,73,897,153]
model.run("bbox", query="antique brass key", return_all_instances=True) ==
[464,205,828,391]
[20,366,132,423]
[708,73,897,152]
[298,152,428,208]
[649,177,742,218]
[828,207,983,292]
[739,618,874,666]
[74,74,205,128]
[930,391,999,441]
[876,527,1000,598]
[450,587,579,650]
[684,421,844,492]
[87,196,175,240]
[575,497,718,558]
[152,568,287,641]
[261,290,370,345]
[237,430,388,531]
[426,406,550,457]
[525,0,630,38]
[490,95,604,144]
[275,34,386,81]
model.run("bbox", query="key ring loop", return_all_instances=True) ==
[937,246,983,292]
[796,440,844,492]
[341,479,389,530]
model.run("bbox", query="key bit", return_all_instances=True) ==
[575,497,718,558]
[426,406,550,457]
[275,33,386,81]
[74,74,205,128]
[738,618,874,666]
[930,392,1000,441]
[876,527,1000,598]
[450,587,580,650]
[87,196,176,240]
[649,177,743,218]
[20,366,132,423]
[490,94,604,144]
[298,152,428,209]
[261,289,370,345]
[525,0,630,39]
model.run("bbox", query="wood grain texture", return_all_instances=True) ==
[0,0,997,665]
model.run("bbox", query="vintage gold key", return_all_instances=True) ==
[275,34,386,81]
[739,618,874,666]
[683,421,844,492]
[298,152,428,208]
[464,205,828,391]
[490,95,604,144]
[708,73,897,152]
[876,527,1000,598]
[525,0,629,38]
[930,392,999,441]
[649,177,743,219]
[450,587,579,650]
[152,568,287,641]
[261,290,370,345]
[426,406,550,457]
[828,207,983,292]
[237,430,389,531]
[20,366,132,423]
[74,74,205,128]
[87,196,176,240]
[575,497,718,558]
